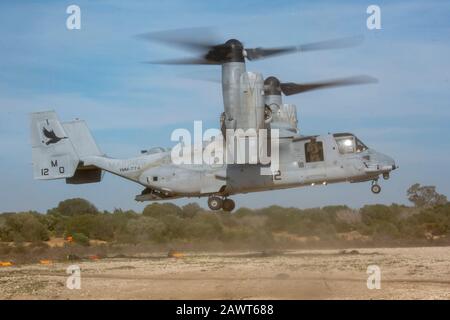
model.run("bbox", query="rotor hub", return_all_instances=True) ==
[264,76,282,96]
[205,39,245,63]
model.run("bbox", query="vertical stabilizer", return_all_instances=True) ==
[30,111,79,180]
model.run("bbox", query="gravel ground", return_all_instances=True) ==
[1,247,449,300]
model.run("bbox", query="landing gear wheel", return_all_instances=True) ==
[222,199,235,212]
[371,184,381,194]
[208,196,223,211]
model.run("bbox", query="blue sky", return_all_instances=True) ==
[0,0,449,212]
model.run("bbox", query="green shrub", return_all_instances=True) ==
[48,198,98,216]
[0,213,49,242]
[184,213,223,240]
[142,203,182,218]
[72,232,90,246]
[65,214,114,241]
[126,217,167,243]
[1,184,449,247]
[181,203,202,218]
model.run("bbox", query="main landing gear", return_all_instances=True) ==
[208,196,235,212]
[371,180,381,194]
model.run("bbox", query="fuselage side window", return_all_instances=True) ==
[305,139,324,163]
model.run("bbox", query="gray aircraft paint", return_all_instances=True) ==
[30,40,396,207]
[30,111,395,203]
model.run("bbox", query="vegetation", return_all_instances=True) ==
[407,183,448,208]
[0,184,449,251]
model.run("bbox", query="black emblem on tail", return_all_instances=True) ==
[42,127,67,145]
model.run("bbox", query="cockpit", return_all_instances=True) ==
[333,133,368,154]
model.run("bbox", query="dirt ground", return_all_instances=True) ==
[1,246,449,300]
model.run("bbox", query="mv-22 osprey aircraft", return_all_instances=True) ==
[31,30,397,212]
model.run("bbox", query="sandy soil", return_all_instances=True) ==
[1,247,449,300]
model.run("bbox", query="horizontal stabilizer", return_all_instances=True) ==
[66,166,102,184]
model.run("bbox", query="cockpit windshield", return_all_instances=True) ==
[333,133,368,154]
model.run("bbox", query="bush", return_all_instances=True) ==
[65,214,114,241]
[72,232,90,246]
[0,183,449,247]
[126,217,167,243]
[159,214,186,239]
[181,203,202,218]
[48,198,98,216]
[403,203,450,236]
[360,205,400,225]
[0,213,49,242]
[407,183,448,208]
[184,213,223,240]
[142,203,182,218]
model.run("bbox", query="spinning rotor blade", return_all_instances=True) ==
[245,35,364,61]
[136,27,221,52]
[280,75,378,96]
[142,58,221,65]
[137,27,229,65]
[138,27,364,65]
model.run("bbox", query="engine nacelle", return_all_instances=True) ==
[236,71,265,131]
[263,76,299,136]
[265,95,299,136]
[276,103,299,132]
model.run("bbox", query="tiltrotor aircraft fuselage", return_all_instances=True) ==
[31,36,396,211]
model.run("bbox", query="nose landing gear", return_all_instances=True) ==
[371,180,381,194]
[207,196,235,212]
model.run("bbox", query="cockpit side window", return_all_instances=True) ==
[355,138,368,153]
[335,136,355,154]
[334,135,368,154]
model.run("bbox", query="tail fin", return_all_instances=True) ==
[30,111,103,184]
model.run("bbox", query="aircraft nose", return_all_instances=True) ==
[390,158,398,171]
[379,152,397,171]
[364,150,397,173]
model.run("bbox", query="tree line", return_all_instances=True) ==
[0,184,448,247]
